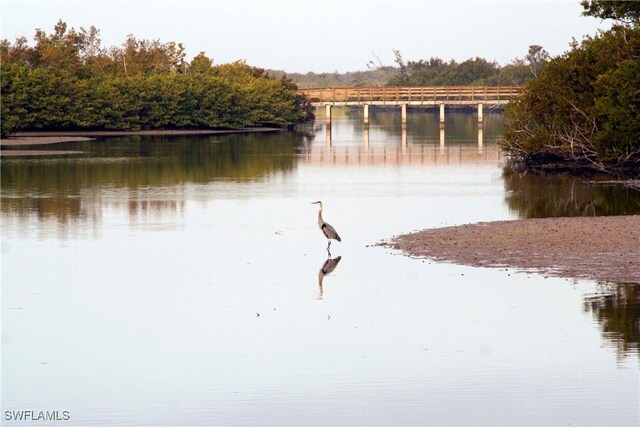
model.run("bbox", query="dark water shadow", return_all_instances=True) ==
[503,166,640,218]
[505,165,640,358]
[1,133,305,234]
[584,282,640,359]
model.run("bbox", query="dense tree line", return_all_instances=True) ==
[274,46,546,88]
[0,21,314,136]
[386,46,547,87]
[269,67,398,88]
[501,1,640,173]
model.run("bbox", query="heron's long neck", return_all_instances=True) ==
[317,206,324,225]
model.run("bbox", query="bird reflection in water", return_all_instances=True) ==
[317,256,342,300]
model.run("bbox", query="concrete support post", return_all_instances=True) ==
[325,104,332,126]
[478,103,484,127]
[363,104,369,125]
[401,104,407,125]
[478,127,483,153]
[439,103,445,129]
[439,127,445,154]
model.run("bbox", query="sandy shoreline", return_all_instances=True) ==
[0,128,282,147]
[0,136,96,146]
[1,150,84,156]
[385,215,640,284]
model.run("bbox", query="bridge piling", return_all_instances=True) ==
[300,87,522,139]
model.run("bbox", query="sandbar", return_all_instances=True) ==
[1,150,84,156]
[385,215,640,284]
[1,128,281,145]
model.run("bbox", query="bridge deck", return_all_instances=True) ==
[298,86,522,106]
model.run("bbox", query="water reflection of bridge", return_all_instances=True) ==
[304,126,498,165]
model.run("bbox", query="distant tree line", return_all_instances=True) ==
[0,21,314,136]
[501,1,640,173]
[386,46,548,87]
[272,46,548,88]
[269,67,398,88]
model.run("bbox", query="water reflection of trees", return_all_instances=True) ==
[1,133,302,231]
[503,161,640,357]
[503,167,640,218]
[584,283,639,359]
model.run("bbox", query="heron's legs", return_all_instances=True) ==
[326,240,332,257]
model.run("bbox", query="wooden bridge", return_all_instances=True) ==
[297,86,523,126]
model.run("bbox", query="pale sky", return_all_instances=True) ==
[1,0,611,73]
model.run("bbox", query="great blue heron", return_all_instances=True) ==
[311,201,341,254]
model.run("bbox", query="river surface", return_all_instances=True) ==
[2,110,639,426]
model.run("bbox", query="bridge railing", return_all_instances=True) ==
[298,86,523,104]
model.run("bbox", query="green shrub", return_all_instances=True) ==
[0,22,314,135]
[501,25,640,171]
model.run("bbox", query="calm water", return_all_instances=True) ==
[2,110,639,426]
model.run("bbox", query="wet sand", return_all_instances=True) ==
[1,128,281,145]
[1,136,95,146]
[385,215,640,284]
[1,150,84,156]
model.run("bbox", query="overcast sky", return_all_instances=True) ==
[1,0,611,73]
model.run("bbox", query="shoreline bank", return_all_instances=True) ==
[1,150,85,157]
[0,128,283,148]
[384,215,640,284]
[504,153,640,182]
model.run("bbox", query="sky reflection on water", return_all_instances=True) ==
[2,112,638,426]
